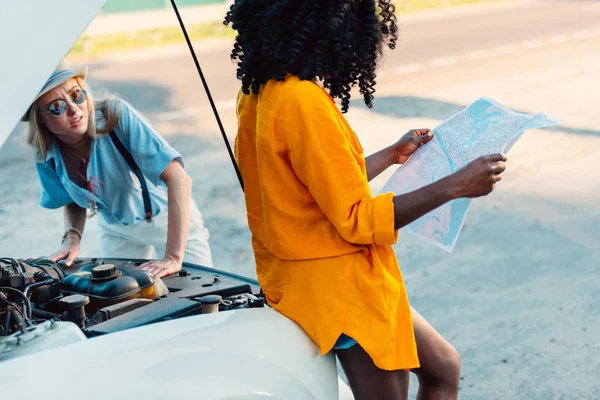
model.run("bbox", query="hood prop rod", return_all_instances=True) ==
[170,0,244,192]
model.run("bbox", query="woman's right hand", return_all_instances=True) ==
[449,154,507,199]
[49,236,80,267]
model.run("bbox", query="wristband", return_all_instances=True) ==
[62,227,82,244]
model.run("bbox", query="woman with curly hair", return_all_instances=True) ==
[225,1,506,398]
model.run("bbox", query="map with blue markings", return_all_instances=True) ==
[380,97,558,252]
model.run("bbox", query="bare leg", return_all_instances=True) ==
[336,344,410,400]
[410,306,461,400]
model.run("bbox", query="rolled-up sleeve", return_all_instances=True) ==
[288,104,397,246]
[116,100,183,187]
[35,160,73,209]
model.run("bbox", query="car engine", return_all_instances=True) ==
[0,257,264,361]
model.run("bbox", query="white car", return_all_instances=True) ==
[0,1,353,399]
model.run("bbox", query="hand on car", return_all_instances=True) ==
[139,256,182,279]
[450,153,507,198]
[48,236,80,267]
[392,129,434,164]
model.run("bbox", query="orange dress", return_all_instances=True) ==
[234,76,419,370]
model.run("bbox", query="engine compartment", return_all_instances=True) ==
[0,257,264,360]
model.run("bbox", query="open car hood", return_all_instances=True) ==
[0,0,106,150]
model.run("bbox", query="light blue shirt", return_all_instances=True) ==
[35,100,183,226]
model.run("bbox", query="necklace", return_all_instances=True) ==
[59,137,101,219]
[60,137,90,173]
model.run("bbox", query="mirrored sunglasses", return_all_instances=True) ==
[47,89,88,117]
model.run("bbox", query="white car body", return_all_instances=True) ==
[0,307,353,399]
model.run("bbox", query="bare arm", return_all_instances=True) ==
[365,146,396,182]
[365,143,452,230]
[393,154,507,230]
[162,160,192,264]
[48,203,86,266]
[392,175,456,230]
[64,202,87,235]
[365,129,433,182]
[365,129,505,231]
[139,160,192,277]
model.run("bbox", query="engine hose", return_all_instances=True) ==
[0,286,32,320]
[31,308,60,320]
[23,278,58,299]
[9,306,26,334]
[23,259,66,281]
[3,309,11,336]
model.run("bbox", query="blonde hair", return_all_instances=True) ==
[27,77,121,162]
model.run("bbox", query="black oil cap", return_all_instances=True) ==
[91,264,117,279]
[59,294,90,309]
[178,269,189,277]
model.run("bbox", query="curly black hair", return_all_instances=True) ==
[223,0,398,113]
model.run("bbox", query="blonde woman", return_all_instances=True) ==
[23,63,212,278]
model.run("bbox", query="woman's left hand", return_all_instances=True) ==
[139,256,182,278]
[392,129,434,164]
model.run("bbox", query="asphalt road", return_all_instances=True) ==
[79,0,600,116]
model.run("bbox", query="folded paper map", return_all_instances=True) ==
[380,97,559,252]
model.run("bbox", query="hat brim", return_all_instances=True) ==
[21,66,89,122]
